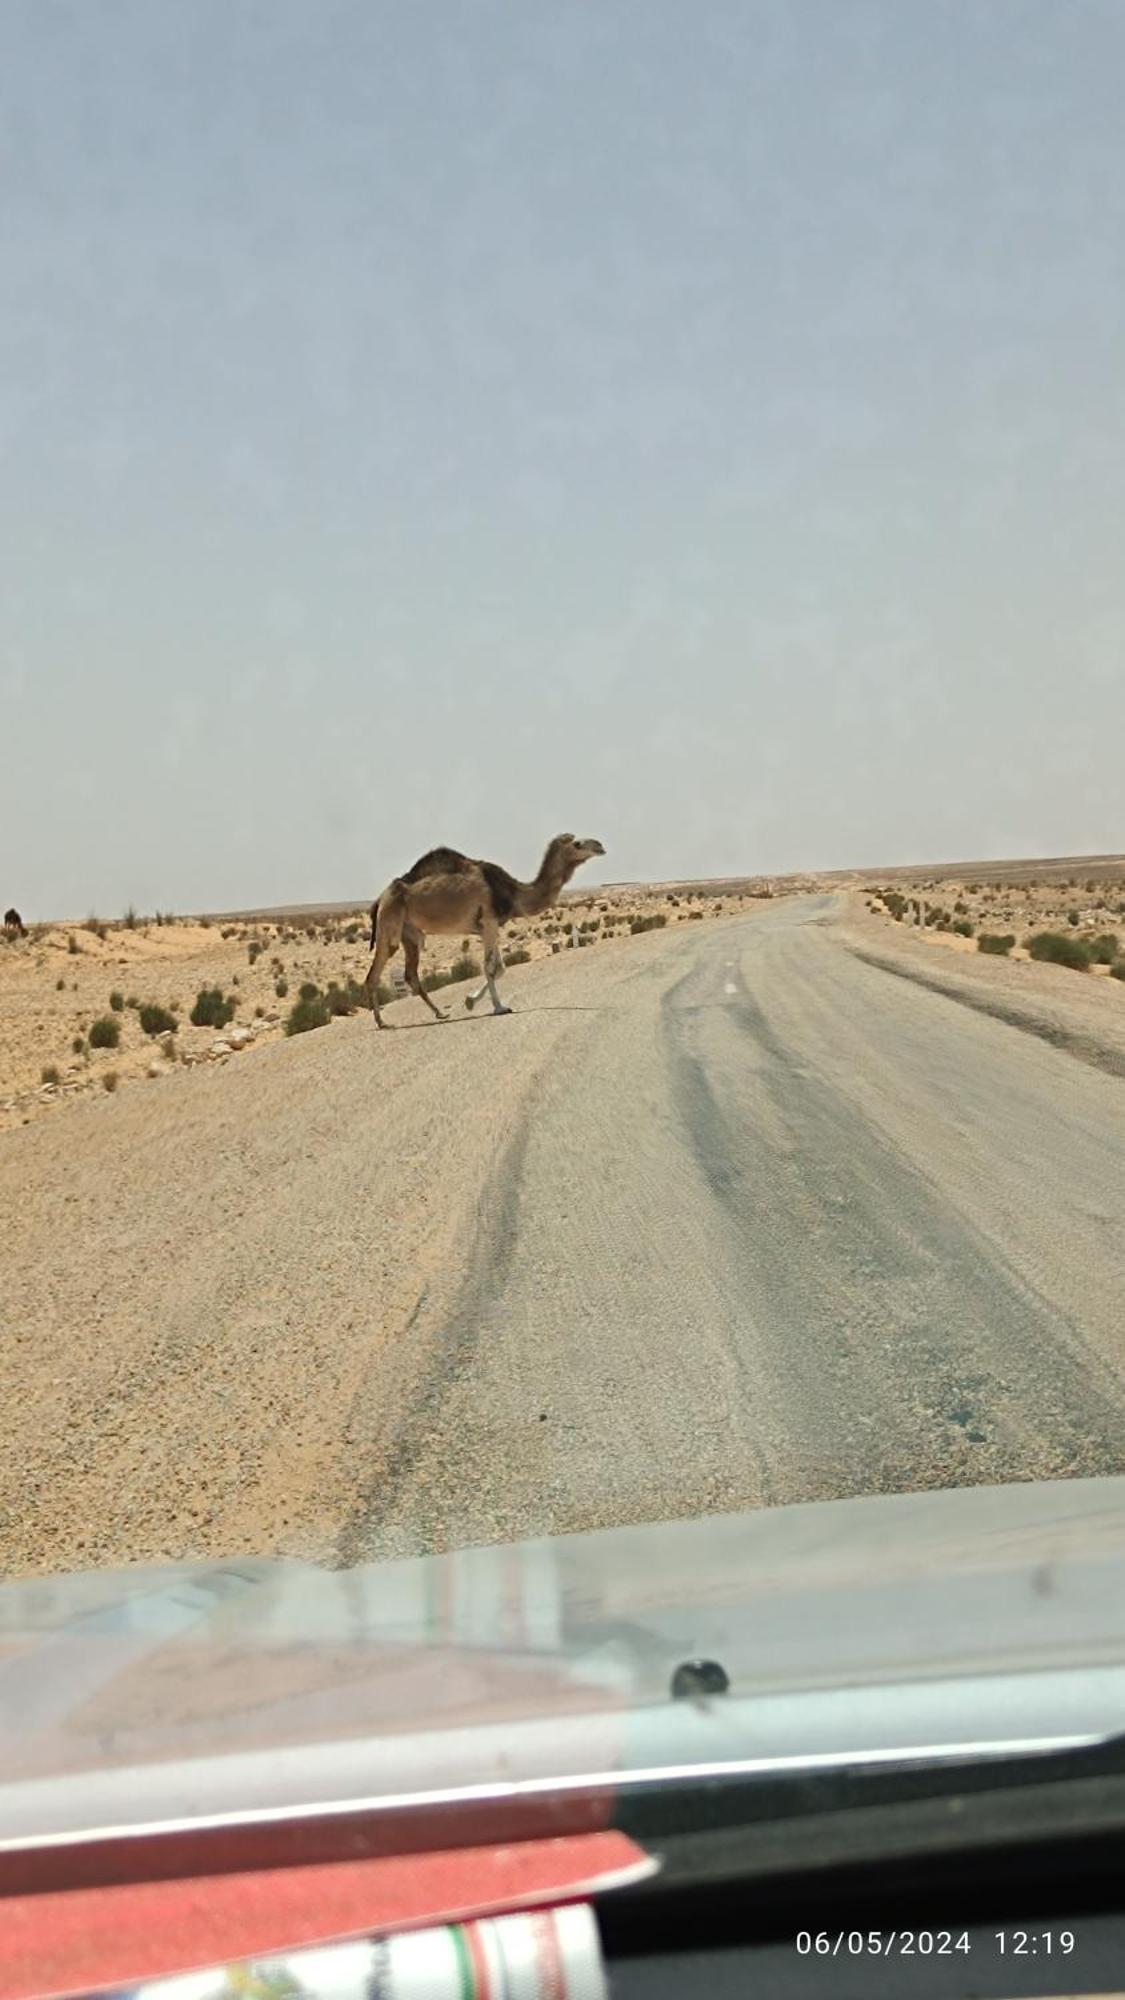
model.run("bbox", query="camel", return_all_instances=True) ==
[4,908,27,940]
[364,833,605,1029]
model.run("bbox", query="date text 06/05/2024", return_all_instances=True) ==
[795,1930,1076,1958]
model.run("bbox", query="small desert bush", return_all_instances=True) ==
[41,1064,61,1085]
[1110,962,1125,982]
[85,915,106,938]
[687,909,704,921]
[325,982,354,1016]
[67,933,79,954]
[1088,933,1119,964]
[298,980,320,1002]
[102,1070,119,1092]
[422,969,451,991]
[190,987,235,1029]
[255,1004,265,1018]
[72,1035,86,1055]
[139,1001,178,1036]
[1026,931,1091,971]
[89,1015,121,1048]
[285,994,331,1035]
[275,977,289,998]
[123,905,137,930]
[506,945,531,965]
[449,953,481,982]
[977,933,1015,956]
[1067,910,1081,927]
[952,919,974,937]
[109,990,124,1011]
[55,975,65,990]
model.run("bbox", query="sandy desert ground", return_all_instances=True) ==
[0,876,790,1134]
[2,856,1124,1581]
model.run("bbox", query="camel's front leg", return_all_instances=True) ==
[474,924,512,1016]
[465,942,505,1013]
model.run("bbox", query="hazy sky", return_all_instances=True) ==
[3,1,1124,916]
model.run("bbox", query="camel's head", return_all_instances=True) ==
[552,834,606,876]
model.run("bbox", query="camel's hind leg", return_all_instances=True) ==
[402,922,447,1023]
[364,898,405,1029]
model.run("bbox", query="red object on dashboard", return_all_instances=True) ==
[0,1829,654,2000]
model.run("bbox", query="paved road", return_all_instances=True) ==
[5,894,1125,1578]
[347,894,1125,1561]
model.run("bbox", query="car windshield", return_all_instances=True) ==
[2,1,1124,1746]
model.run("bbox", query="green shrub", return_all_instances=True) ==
[275,977,289,998]
[298,980,320,1002]
[1089,933,1119,964]
[139,1002,178,1036]
[89,1015,121,1048]
[190,987,235,1028]
[952,919,974,937]
[102,1070,119,1092]
[285,994,331,1035]
[1110,962,1125,982]
[55,975,65,990]
[109,990,124,1011]
[422,969,451,991]
[325,982,353,1016]
[85,915,107,938]
[1026,931,1092,971]
[977,934,1015,955]
[41,1064,61,1085]
[1067,910,1081,926]
[67,933,79,954]
[123,905,137,930]
[72,1035,86,1055]
[506,945,531,965]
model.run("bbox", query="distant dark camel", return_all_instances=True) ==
[365,834,605,1029]
[4,907,27,939]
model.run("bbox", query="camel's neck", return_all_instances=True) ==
[514,847,572,917]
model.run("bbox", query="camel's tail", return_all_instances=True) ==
[369,881,409,950]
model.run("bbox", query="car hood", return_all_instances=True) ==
[4,1476,1125,1870]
